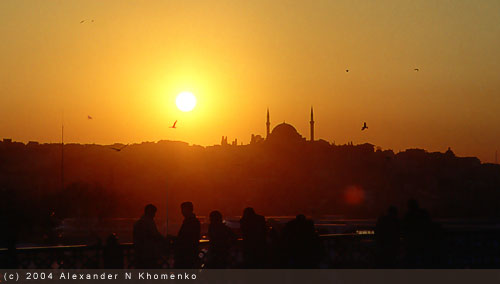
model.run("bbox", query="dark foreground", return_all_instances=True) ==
[2,228,500,269]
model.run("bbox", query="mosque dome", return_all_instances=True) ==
[268,122,304,143]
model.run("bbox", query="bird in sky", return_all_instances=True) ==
[110,144,129,152]
[361,122,368,131]
[346,69,349,73]
[80,20,85,23]
[169,120,178,129]
[414,68,419,72]
[87,115,93,120]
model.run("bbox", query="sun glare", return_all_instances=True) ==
[176,91,197,112]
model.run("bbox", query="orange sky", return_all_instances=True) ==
[1,0,499,162]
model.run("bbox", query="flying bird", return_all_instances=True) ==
[414,68,419,72]
[80,20,85,23]
[169,120,178,129]
[87,115,93,120]
[110,144,129,152]
[346,69,349,73]
[361,122,368,131]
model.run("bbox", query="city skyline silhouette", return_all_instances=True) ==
[2,1,500,163]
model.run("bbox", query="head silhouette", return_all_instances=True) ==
[144,204,157,219]
[296,214,306,221]
[181,201,194,218]
[106,233,119,246]
[209,210,223,224]
[243,207,255,219]
[407,199,419,211]
[388,206,398,217]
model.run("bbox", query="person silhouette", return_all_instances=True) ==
[5,236,18,269]
[103,233,124,268]
[174,201,201,268]
[239,207,267,268]
[402,199,432,267]
[133,204,164,268]
[206,210,236,268]
[375,206,400,268]
[0,205,19,269]
[282,214,321,268]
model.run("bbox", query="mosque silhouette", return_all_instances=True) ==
[221,107,316,146]
[265,107,315,144]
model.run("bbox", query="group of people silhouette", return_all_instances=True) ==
[0,198,439,269]
[131,202,322,269]
[375,199,441,268]
[128,199,438,269]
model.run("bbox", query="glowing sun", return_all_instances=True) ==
[176,91,197,112]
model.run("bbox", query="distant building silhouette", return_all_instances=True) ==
[445,147,455,157]
[264,108,315,144]
[267,122,306,144]
[250,134,264,144]
[221,136,228,146]
[266,108,271,139]
[221,107,318,146]
[310,107,315,141]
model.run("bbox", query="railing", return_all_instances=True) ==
[2,231,500,269]
[1,234,365,269]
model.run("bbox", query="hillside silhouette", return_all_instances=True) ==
[2,138,500,230]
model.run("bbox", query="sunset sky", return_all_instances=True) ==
[1,0,499,162]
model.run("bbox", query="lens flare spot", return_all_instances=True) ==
[344,185,365,205]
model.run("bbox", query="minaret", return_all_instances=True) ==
[310,106,315,141]
[266,108,271,139]
[61,112,65,191]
